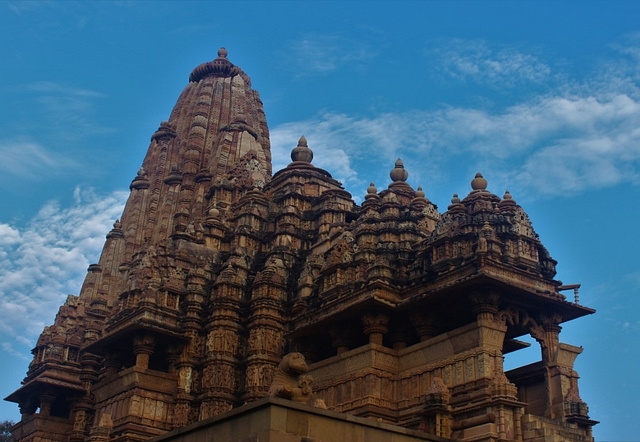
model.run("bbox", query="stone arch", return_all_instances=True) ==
[498,306,546,347]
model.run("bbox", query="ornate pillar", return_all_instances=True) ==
[132,333,155,370]
[540,313,562,364]
[411,312,439,341]
[514,406,524,441]
[328,322,356,355]
[18,399,37,421]
[200,253,247,419]
[420,377,452,438]
[244,255,287,403]
[389,321,412,350]
[470,291,499,322]
[38,390,55,416]
[361,311,389,346]
[88,414,112,442]
[103,350,121,377]
[69,405,90,442]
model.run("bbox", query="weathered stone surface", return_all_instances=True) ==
[6,49,597,442]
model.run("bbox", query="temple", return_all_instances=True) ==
[6,49,597,442]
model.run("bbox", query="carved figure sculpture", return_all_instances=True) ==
[268,352,326,408]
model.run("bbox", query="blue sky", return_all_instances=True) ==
[1,1,639,440]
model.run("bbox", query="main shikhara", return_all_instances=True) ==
[6,49,597,442]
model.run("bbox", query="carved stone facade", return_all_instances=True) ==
[6,49,597,442]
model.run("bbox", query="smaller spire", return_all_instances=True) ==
[130,166,150,190]
[151,121,177,142]
[390,158,409,182]
[106,219,124,239]
[233,113,247,124]
[164,165,183,185]
[447,193,466,214]
[498,190,518,212]
[207,205,220,219]
[411,185,429,207]
[471,172,488,191]
[364,182,378,200]
[217,47,228,59]
[290,135,314,163]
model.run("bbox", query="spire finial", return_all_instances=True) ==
[471,172,488,191]
[218,47,228,58]
[364,181,379,201]
[390,158,409,182]
[290,135,313,163]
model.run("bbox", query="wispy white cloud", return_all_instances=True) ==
[26,81,106,98]
[285,33,379,76]
[4,1,52,15]
[0,188,127,356]
[271,110,441,194]
[0,139,78,181]
[271,91,640,200]
[0,81,112,189]
[427,39,552,86]
[8,81,111,144]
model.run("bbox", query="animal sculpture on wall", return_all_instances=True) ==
[268,352,326,408]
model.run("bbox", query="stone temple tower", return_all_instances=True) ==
[7,49,597,442]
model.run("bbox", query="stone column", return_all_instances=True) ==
[132,333,155,370]
[89,414,112,442]
[328,322,356,355]
[69,406,89,442]
[540,314,562,364]
[38,391,55,416]
[411,312,439,341]
[103,349,123,377]
[18,400,37,421]
[244,255,287,403]
[389,323,412,350]
[361,311,389,346]
[470,291,499,322]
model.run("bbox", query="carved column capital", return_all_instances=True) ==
[19,399,38,420]
[132,333,155,369]
[361,311,389,346]
[540,312,563,332]
[411,312,439,341]
[389,322,412,350]
[38,390,56,416]
[470,290,500,321]
[328,323,356,354]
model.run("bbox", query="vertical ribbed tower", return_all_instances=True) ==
[6,49,279,442]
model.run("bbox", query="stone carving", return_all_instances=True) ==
[268,352,326,408]
[73,410,87,432]
[206,329,238,355]
[172,402,189,428]
[247,328,283,354]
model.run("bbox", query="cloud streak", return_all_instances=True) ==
[0,139,79,181]
[271,91,640,200]
[427,39,552,86]
[271,39,640,201]
[285,33,380,77]
[0,188,127,356]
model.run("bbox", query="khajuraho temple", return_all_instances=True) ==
[7,49,598,442]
